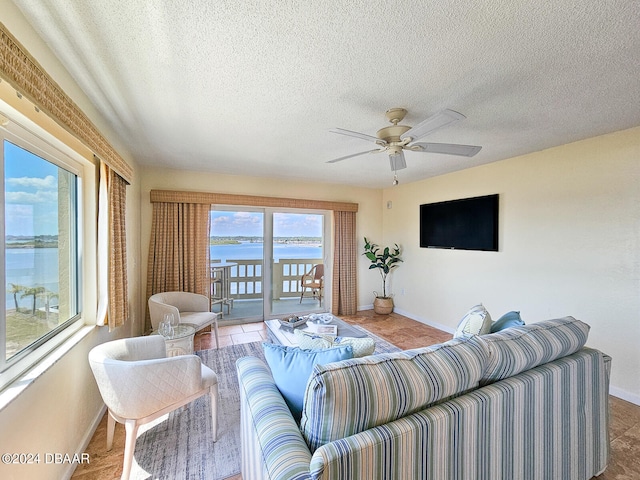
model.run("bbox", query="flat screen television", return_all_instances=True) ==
[420,194,499,251]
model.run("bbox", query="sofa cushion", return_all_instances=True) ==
[454,303,492,338]
[472,316,590,385]
[294,330,376,358]
[490,310,525,332]
[262,343,353,421]
[300,335,489,452]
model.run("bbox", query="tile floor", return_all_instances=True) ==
[194,321,269,350]
[73,311,640,479]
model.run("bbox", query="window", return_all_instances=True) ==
[1,123,83,387]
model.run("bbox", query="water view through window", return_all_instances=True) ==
[3,140,79,361]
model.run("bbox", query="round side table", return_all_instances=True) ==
[155,323,197,356]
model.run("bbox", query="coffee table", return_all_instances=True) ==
[265,314,367,347]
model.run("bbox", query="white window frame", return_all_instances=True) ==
[0,112,87,392]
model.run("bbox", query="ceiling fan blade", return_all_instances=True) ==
[410,142,482,157]
[400,109,466,141]
[389,150,407,171]
[326,149,382,164]
[330,128,386,145]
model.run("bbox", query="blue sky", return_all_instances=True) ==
[4,140,60,237]
[210,211,323,237]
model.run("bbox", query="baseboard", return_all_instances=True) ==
[609,386,640,406]
[61,403,107,480]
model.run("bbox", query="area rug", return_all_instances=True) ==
[130,326,399,480]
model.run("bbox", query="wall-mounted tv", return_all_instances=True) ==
[420,194,499,251]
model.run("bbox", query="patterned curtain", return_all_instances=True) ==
[332,210,357,315]
[107,169,129,331]
[145,202,211,332]
[96,161,129,331]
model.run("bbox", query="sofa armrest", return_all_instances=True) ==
[237,356,312,480]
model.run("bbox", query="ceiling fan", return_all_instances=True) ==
[327,108,482,183]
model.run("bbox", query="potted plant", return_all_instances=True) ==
[363,237,403,314]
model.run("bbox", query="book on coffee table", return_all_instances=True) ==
[314,324,337,335]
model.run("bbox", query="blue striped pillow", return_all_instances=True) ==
[472,316,590,385]
[300,336,489,452]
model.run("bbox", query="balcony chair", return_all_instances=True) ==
[148,291,219,348]
[299,263,324,304]
[210,266,224,311]
[210,266,232,316]
[88,335,218,480]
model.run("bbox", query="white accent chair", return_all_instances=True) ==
[89,335,218,480]
[149,291,220,348]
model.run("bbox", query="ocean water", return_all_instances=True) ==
[210,242,322,262]
[5,243,323,309]
[5,247,59,310]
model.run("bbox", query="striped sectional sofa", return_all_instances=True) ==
[236,316,610,479]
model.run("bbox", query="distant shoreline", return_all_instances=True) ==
[6,243,58,248]
[5,235,58,249]
[210,236,321,246]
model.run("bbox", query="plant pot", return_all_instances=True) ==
[373,296,394,315]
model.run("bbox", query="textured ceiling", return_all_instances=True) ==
[10,0,640,188]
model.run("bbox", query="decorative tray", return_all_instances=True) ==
[278,316,308,329]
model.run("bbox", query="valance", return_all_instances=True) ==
[150,190,358,213]
[0,22,133,183]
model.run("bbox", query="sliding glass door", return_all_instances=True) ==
[210,209,264,321]
[271,212,326,316]
[209,207,329,323]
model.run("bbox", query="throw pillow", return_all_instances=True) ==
[262,343,353,421]
[294,330,376,358]
[454,304,492,338]
[490,310,525,332]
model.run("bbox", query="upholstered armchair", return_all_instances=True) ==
[299,264,324,303]
[89,335,218,480]
[148,291,219,348]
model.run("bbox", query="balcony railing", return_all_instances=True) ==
[212,258,322,300]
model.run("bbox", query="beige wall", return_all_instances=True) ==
[0,4,142,479]
[138,167,383,312]
[382,126,640,403]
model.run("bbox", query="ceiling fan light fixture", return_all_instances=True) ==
[389,150,406,171]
